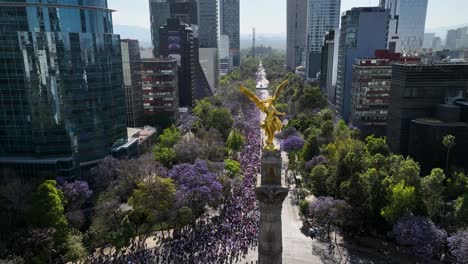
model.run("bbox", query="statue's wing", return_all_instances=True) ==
[272,80,289,103]
[239,85,264,110]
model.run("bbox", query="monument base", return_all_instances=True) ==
[256,149,288,264]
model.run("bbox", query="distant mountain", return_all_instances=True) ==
[114,25,153,48]
[426,23,468,40]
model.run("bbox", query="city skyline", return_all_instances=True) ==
[110,0,468,35]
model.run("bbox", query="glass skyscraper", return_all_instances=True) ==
[286,0,307,70]
[0,0,127,177]
[335,7,389,123]
[220,0,240,67]
[305,0,341,79]
[381,0,428,53]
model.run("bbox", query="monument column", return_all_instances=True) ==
[255,149,288,264]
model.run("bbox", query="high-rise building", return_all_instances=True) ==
[320,29,339,106]
[305,0,341,79]
[141,58,179,128]
[149,0,198,56]
[445,27,468,50]
[381,0,428,53]
[159,18,196,108]
[219,34,231,75]
[387,63,468,155]
[286,0,308,70]
[121,39,144,128]
[351,50,420,137]
[336,7,390,123]
[220,0,240,67]
[423,33,436,49]
[198,0,218,48]
[0,0,127,177]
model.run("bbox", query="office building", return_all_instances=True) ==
[141,58,179,128]
[0,0,127,177]
[351,50,419,137]
[305,0,341,79]
[199,48,218,92]
[220,0,240,67]
[336,7,390,123]
[387,63,468,155]
[409,100,468,174]
[121,39,144,128]
[445,27,468,50]
[219,35,231,75]
[423,33,435,49]
[159,18,196,108]
[149,0,198,56]
[320,29,339,105]
[286,0,308,70]
[198,0,218,48]
[381,0,428,53]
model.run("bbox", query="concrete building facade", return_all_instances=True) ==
[286,0,308,70]
[386,63,468,155]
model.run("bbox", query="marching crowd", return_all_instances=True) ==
[91,105,262,264]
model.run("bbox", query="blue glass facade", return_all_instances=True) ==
[0,0,127,177]
[336,7,389,123]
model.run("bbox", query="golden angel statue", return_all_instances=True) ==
[239,80,289,150]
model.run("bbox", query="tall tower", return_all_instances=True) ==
[0,0,127,177]
[335,7,390,123]
[286,0,308,70]
[220,0,240,67]
[252,27,256,58]
[382,0,428,53]
[305,0,341,79]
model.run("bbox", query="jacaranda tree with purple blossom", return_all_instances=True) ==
[281,135,305,178]
[309,196,351,239]
[393,216,447,259]
[169,160,223,215]
[447,229,468,264]
[60,181,93,211]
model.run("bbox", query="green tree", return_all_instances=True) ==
[334,120,350,140]
[360,168,387,223]
[301,133,319,161]
[108,215,135,255]
[64,230,87,263]
[29,180,69,244]
[447,171,468,200]
[381,181,417,225]
[365,135,391,156]
[193,99,214,128]
[307,165,329,196]
[207,107,234,139]
[442,135,456,176]
[129,176,176,236]
[224,159,242,179]
[153,146,176,168]
[158,126,181,148]
[421,168,446,222]
[295,85,327,112]
[454,194,468,226]
[226,129,245,155]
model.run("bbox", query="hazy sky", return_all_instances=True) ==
[109,0,468,34]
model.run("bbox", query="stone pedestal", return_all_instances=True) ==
[256,150,288,264]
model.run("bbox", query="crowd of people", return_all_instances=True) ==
[91,104,262,264]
